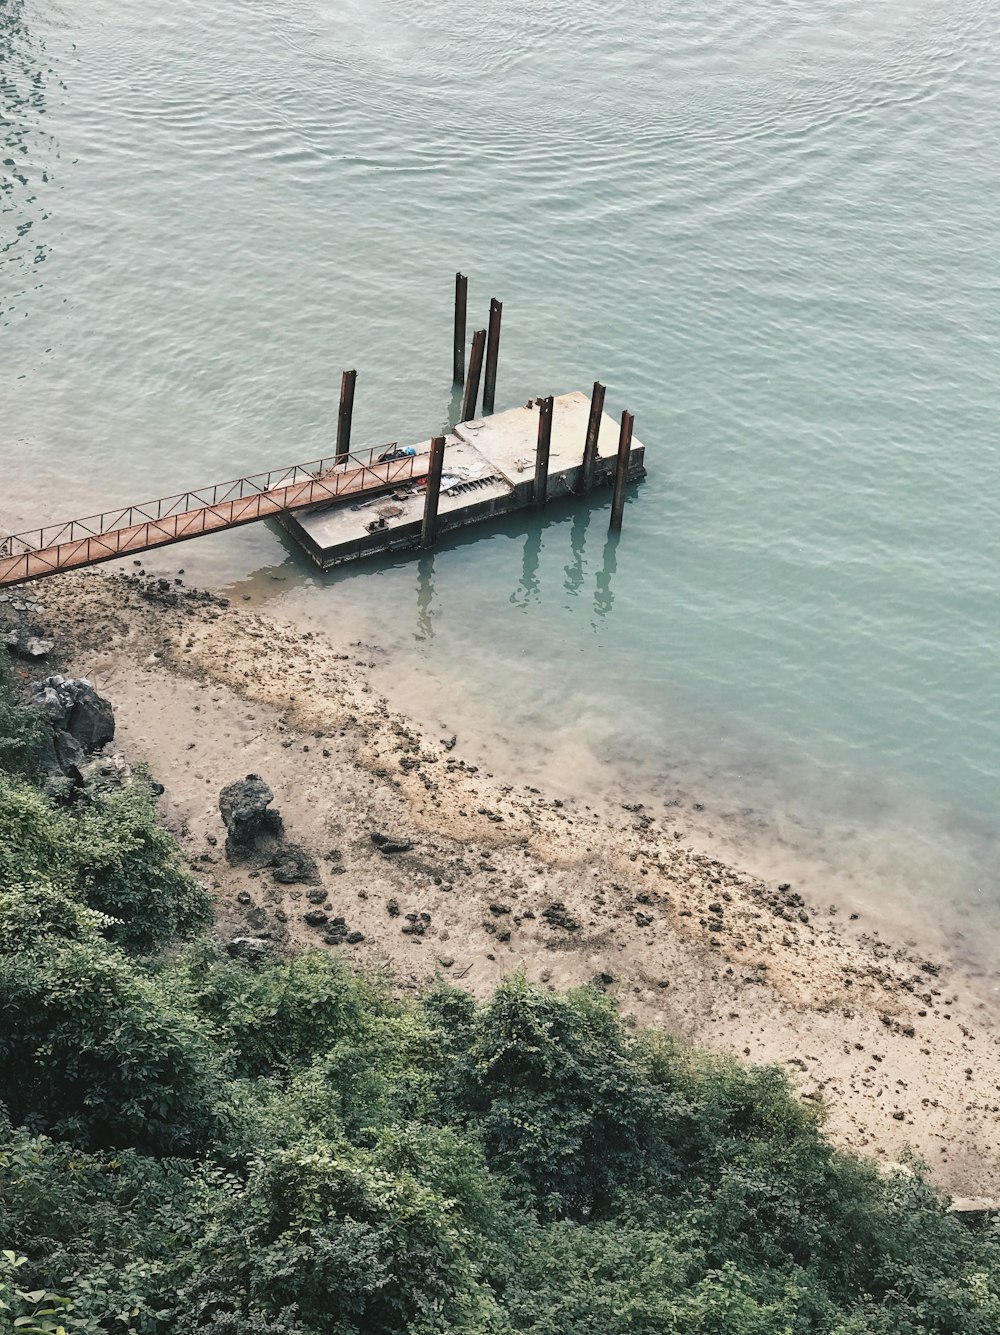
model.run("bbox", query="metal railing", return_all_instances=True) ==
[1,444,424,557]
[0,444,429,586]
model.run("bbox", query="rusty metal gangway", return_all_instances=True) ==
[0,445,429,589]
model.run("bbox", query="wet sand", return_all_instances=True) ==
[8,566,1000,1201]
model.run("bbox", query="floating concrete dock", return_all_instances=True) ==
[0,281,647,589]
[280,391,646,570]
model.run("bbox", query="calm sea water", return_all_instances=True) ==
[3,0,998,968]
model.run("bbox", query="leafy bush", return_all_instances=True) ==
[183,1138,501,1334]
[174,944,395,1081]
[0,885,224,1155]
[0,1249,82,1335]
[66,785,212,954]
[0,770,213,957]
[0,772,67,889]
[447,974,685,1219]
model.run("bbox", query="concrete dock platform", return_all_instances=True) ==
[280,391,646,569]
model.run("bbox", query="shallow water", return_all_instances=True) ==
[3,0,998,968]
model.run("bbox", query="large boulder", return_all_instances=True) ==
[52,730,85,776]
[4,627,54,660]
[65,682,115,752]
[225,936,271,965]
[218,777,321,886]
[26,675,115,781]
[27,675,115,748]
[219,775,284,859]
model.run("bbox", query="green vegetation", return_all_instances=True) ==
[1,647,999,1333]
[0,653,42,781]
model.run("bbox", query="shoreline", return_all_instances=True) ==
[356,645,995,976]
[8,565,1000,1199]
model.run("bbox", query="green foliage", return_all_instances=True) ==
[181,1135,505,1335]
[174,944,396,1081]
[0,770,212,957]
[0,650,43,780]
[447,974,685,1219]
[0,885,224,1155]
[0,1251,69,1334]
[1,649,999,1331]
[0,655,212,956]
[0,773,66,889]
[65,785,212,954]
[0,946,998,1332]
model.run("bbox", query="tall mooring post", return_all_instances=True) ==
[336,370,357,462]
[460,328,486,423]
[482,298,503,415]
[421,435,447,547]
[609,409,634,532]
[453,273,468,384]
[534,395,554,508]
[579,380,606,494]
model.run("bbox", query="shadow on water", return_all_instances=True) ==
[551,497,621,620]
[232,476,645,655]
[562,503,589,600]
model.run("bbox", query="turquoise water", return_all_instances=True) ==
[3,0,998,959]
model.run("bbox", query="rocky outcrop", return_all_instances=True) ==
[219,776,319,885]
[4,627,54,659]
[28,675,115,748]
[0,592,53,660]
[25,675,115,784]
[219,774,284,853]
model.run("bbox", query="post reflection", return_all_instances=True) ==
[594,529,619,619]
[511,524,542,609]
[415,550,435,641]
[562,503,590,600]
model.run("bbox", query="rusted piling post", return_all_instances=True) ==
[533,395,554,509]
[421,435,447,548]
[482,298,503,414]
[579,380,606,494]
[336,369,357,462]
[460,328,486,423]
[609,409,634,532]
[453,273,468,384]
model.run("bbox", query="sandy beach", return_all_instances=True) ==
[5,565,999,1201]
